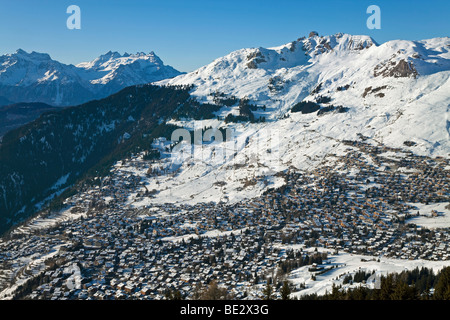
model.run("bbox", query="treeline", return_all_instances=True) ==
[210,91,238,107]
[291,100,349,115]
[343,270,373,284]
[278,250,328,275]
[171,98,222,120]
[317,105,349,115]
[162,266,450,301]
[291,101,320,114]
[301,266,450,300]
[0,84,193,234]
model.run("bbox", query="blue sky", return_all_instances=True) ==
[0,0,448,72]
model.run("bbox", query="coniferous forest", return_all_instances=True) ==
[299,266,450,300]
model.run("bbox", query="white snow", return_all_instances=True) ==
[406,202,450,229]
[286,248,450,298]
[142,34,450,206]
[0,49,182,105]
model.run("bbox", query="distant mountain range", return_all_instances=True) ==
[0,49,183,106]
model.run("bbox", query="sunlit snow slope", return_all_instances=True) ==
[140,33,450,206]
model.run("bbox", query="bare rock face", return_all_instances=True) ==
[246,50,267,69]
[309,31,319,38]
[362,85,387,98]
[390,60,418,78]
[348,39,374,51]
[374,59,418,78]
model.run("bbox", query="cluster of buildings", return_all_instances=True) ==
[0,140,448,300]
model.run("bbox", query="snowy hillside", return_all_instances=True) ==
[0,33,449,301]
[76,51,182,98]
[160,33,450,119]
[0,50,182,106]
[145,33,450,206]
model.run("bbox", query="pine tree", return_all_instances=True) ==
[434,267,450,300]
[380,274,395,300]
[280,280,291,300]
[391,281,414,300]
[262,280,274,300]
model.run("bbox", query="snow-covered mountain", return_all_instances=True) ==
[1,32,449,300]
[147,32,450,205]
[76,51,183,100]
[158,32,450,150]
[0,49,182,106]
[160,32,449,115]
[1,32,449,231]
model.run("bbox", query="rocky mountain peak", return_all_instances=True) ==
[0,49,182,106]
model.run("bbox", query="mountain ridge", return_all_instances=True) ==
[0,49,183,106]
[158,33,450,156]
[0,32,449,234]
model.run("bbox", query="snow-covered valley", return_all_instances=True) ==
[0,32,449,300]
